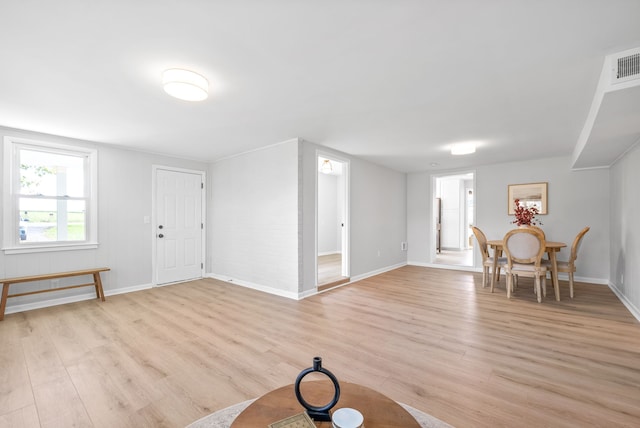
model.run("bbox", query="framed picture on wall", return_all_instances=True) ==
[508,182,548,214]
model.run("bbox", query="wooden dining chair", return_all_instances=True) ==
[471,226,506,289]
[520,225,546,238]
[543,226,590,299]
[502,227,548,303]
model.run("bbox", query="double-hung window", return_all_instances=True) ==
[3,137,98,254]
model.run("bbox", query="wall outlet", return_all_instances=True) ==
[401,242,408,251]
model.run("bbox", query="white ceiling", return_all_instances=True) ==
[1,1,640,173]
[573,83,640,169]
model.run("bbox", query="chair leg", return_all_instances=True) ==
[506,273,512,299]
[550,270,559,300]
[542,275,547,298]
[569,272,574,299]
[535,276,542,303]
[482,267,487,288]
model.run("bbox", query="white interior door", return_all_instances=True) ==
[338,168,349,277]
[156,168,203,285]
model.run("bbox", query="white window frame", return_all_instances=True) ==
[2,136,98,254]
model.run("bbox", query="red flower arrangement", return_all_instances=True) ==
[512,199,542,226]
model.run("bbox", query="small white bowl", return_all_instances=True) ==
[332,407,364,428]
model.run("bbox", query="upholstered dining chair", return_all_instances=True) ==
[522,225,546,238]
[502,227,548,303]
[543,226,590,299]
[471,226,506,289]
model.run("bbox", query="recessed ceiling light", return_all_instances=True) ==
[162,68,208,101]
[451,142,476,155]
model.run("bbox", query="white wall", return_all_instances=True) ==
[408,156,610,282]
[209,139,300,296]
[348,156,407,278]
[300,141,408,293]
[609,142,640,318]
[0,126,208,313]
[407,172,430,263]
[4,127,622,316]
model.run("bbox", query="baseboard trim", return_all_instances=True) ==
[312,262,407,296]
[207,264,408,301]
[107,283,154,295]
[573,275,609,285]
[407,262,610,285]
[317,277,350,292]
[349,262,408,283]
[608,282,640,322]
[4,283,153,316]
[408,261,479,273]
[206,273,300,300]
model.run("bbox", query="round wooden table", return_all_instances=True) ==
[231,380,420,427]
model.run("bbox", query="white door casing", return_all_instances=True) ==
[316,152,350,285]
[155,168,204,285]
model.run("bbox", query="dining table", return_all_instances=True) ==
[487,239,567,301]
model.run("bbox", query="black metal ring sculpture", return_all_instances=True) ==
[294,356,340,422]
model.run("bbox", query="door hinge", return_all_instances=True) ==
[201,263,203,269]
[201,223,203,229]
[201,182,204,189]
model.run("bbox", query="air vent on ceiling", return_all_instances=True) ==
[612,48,640,84]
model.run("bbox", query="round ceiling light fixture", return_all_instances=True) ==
[450,142,476,155]
[162,68,209,101]
[320,159,333,174]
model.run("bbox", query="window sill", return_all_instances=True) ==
[2,242,99,255]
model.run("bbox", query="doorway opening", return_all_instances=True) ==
[432,171,475,267]
[316,154,350,290]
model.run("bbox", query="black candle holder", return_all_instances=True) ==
[294,356,340,422]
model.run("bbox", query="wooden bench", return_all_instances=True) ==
[0,267,110,321]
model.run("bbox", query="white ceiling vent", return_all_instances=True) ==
[612,48,640,84]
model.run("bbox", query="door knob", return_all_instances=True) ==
[158,225,164,229]
[158,234,164,238]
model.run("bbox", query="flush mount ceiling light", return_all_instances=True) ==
[450,142,476,155]
[321,159,333,174]
[162,68,208,101]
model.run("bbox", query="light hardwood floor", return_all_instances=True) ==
[1,266,639,427]
[434,249,473,267]
[317,253,347,286]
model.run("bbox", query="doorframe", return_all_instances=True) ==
[430,170,476,268]
[151,165,207,286]
[315,150,351,286]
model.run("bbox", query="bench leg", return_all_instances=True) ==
[0,283,9,321]
[93,273,106,302]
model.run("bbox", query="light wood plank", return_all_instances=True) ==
[32,376,92,428]
[21,334,68,387]
[0,340,34,416]
[0,405,40,428]
[318,253,348,286]
[1,266,639,427]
